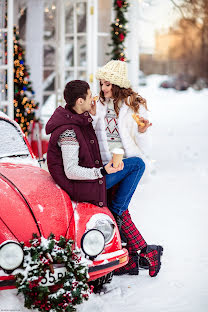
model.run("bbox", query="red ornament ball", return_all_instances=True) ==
[117,0,123,8]
[119,33,125,41]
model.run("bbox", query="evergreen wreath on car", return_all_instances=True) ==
[15,233,92,312]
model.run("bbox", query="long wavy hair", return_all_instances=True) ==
[99,83,148,116]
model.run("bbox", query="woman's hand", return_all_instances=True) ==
[89,99,96,116]
[104,160,124,174]
[138,117,152,133]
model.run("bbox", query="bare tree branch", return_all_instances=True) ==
[169,0,202,30]
[170,0,186,18]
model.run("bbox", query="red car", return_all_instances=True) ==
[0,113,128,291]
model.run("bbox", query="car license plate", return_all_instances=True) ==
[40,266,67,286]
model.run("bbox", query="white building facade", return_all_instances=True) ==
[0,0,140,119]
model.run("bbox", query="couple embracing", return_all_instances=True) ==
[46,60,163,277]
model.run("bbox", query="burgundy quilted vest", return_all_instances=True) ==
[46,106,107,207]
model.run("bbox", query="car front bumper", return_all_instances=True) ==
[88,247,128,281]
[0,248,128,290]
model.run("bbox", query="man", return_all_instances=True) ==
[46,80,122,208]
[46,80,163,277]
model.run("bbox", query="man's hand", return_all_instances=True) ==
[138,117,152,133]
[89,99,96,116]
[104,160,124,174]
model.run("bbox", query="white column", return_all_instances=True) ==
[60,0,65,105]
[73,2,78,79]
[126,0,139,89]
[87,0,98,94]
[7,0,14,119]
[26,0,44,118]
[55,0,65,107]
[92,0,98,93]
[13,0,18,26]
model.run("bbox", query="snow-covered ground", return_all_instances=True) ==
[78,76,208,312]
[1,75,208,311]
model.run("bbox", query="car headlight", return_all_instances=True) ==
[86,214,115,244]
[94,219,115,244]
[0,242,24,271]
[81,229,105,257]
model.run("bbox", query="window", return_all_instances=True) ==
[0,119,29,158]
[0,0,13,117]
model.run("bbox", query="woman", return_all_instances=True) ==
[90,60,163,277]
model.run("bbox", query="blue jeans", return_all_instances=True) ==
[106,157,145,216]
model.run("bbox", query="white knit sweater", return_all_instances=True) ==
[92,98,151,164]
[58,129,103,180]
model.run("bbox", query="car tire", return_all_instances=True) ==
[88,272,114,293]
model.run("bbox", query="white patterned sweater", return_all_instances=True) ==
[58,129,103,180]
[92,98,151,165]
[104,100,125,155]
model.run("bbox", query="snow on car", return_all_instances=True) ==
[0,113,128,291]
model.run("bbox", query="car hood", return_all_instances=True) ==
[0,163,75,244]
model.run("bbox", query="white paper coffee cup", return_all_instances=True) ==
[112,148,124,168]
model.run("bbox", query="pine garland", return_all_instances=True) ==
[108,0,130,61]
[15,233,92,312]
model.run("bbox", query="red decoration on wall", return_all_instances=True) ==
[119,33,125,41]
[116,0,123,8]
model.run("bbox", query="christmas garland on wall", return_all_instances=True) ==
[15,233,92,312]
[109,0,130,61]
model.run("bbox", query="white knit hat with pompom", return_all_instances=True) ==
[96,60,131,89]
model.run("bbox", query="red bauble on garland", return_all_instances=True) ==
[119,33,125,41]
[117,0,123,8]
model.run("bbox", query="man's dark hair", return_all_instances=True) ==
[64,80,90,109]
